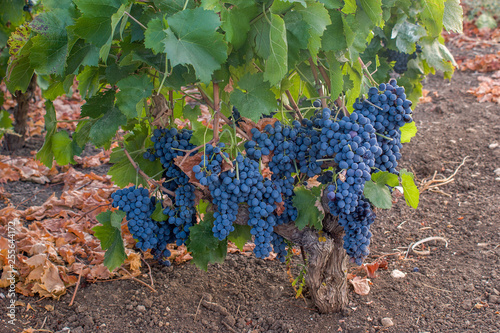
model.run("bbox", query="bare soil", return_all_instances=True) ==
[1,67,500,332]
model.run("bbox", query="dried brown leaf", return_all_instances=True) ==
[349,276,370,296]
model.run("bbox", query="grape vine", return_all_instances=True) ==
[0,0,463,313]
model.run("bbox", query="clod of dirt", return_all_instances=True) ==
[381,317,394,327]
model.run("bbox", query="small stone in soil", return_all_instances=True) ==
[137,305,146,312]
[489,143,498,149]
[381,318,394,327]
[391,269,406,278]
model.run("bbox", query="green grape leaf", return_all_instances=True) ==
[221,4,259,50]
[151,201,168,222]
[443,0,463,33]
[419,0,445,37]
[190,127,213,147]
[183,104,202,130]
[293,186,324,230]
[108,125,163,187]
[30,12,71,76]
[371,171,400,187]
[99,3,130,61]
[105,63,138,85]
[392,16,428,54]
[77,66,100,99]
[264,14,288,86]
[342,0,357,14]
[36,101,57,167]
[321,10,347,52]
[163,7,228,83]
[6,54,35,93]
[51,130,82,165]
[64,39,100,76]
[228,224,252,251]
[81,90,116,118]
[89,107,127,147]
[73,119,97,148]
[400,169,419,208]
[343,8,373,62]
[144,16,167,54]
[420,38,456,74]
[0,110,12,129]
[364,180,392,209]
[359,0,383,26]
[250,16,271,58]
[72,0,124,48]
[319,0,343,9]
[400,121,417,143]
[230,73,277,123]
[187,213,227,271]
[0,0,25,26]
[93,210,127,272]
[325,51,343,99]
[296,2,331,58]
[115,73,153,119]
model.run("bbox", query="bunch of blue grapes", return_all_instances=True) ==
[23,0,34,12]
[142,127,198,247]
[353,79,413,173]
[247,179,283,258]
[206,153,261,240]
[328,190,375,265]
[162,184,196,246]
[111,186,175,265]
[321,111,381,215]
[143,127,195,187]
[193,143,228,186]
[271,233,288,262]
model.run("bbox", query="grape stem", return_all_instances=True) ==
[213,82,221,143]
[197,85,251,141]
[177,140,213,166]
[364,99,383,110]
[121,143,175,196]
[285,90,304,121]
[358,57,378,87]
[308,57,327,109]
[124,11,147,30]
[375,133,394,141]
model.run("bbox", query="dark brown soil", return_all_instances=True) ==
[1,69,500,333]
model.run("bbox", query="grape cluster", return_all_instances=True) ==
[385,45,421,74]
[328,191,375,265]
[353,80,413,173]
[23,0,34,13]
[111,186,175,265]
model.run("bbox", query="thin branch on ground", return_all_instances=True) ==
[69,266,83,306]
[120,267,157,293]
[141,257,154,288]
[419,156,469,194]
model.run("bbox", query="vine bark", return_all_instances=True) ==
[3,75,37,151]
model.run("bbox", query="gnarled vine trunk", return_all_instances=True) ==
[274,202,348,313]
[3,75,37,151]
[235,194,348,313]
